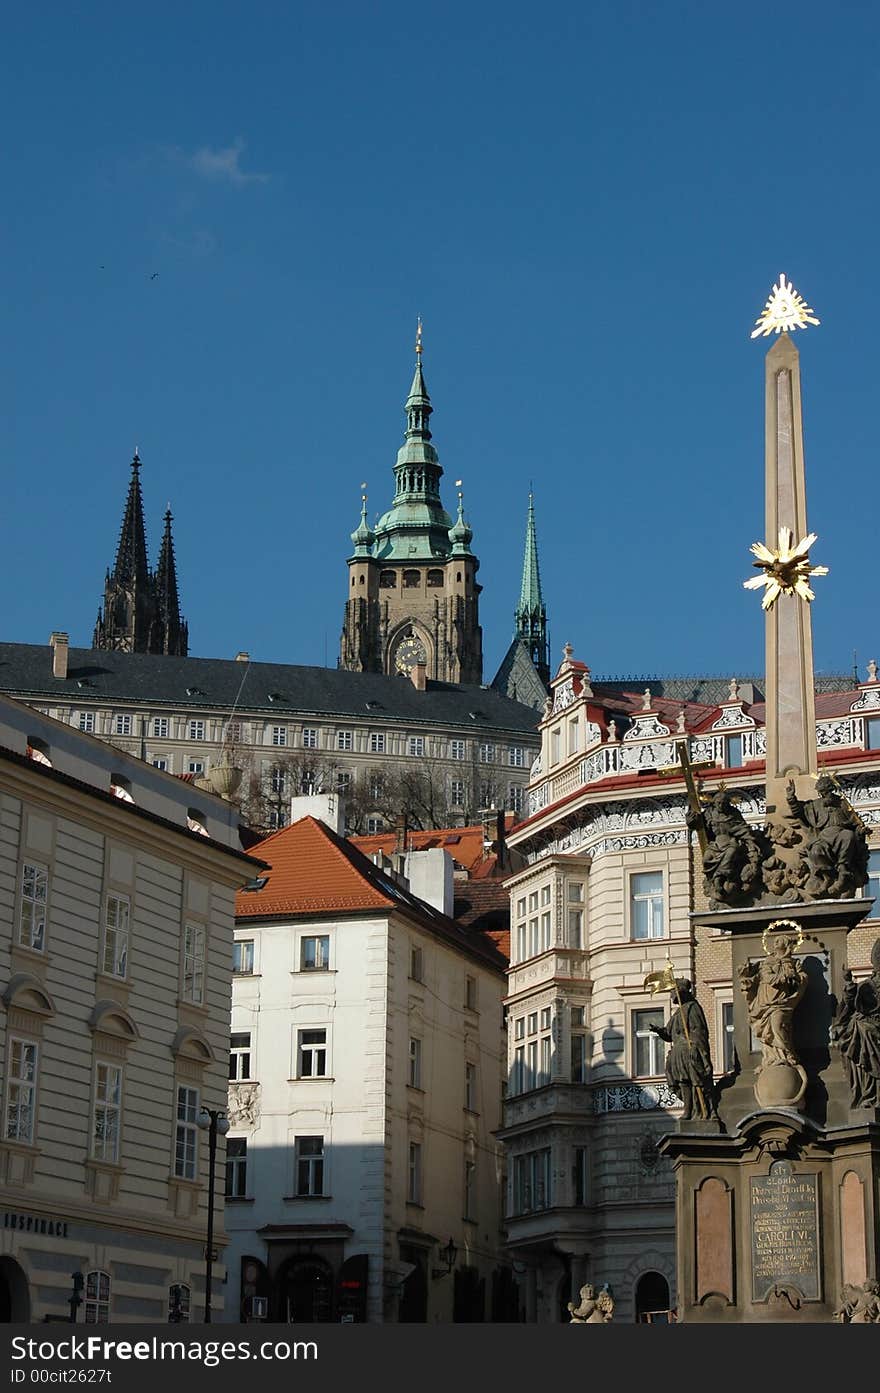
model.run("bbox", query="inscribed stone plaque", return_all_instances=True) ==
[750,1160,820,1302]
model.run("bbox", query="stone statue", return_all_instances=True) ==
[783,775,869,900]
[831,939,880,1108]
[688,788,767,906]
[568,1283,614,1323]
[833,1279,880,1323]
[649,979,717,1120]
[739,924,808,1108]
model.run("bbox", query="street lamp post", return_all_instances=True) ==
[197,1107,230,1323]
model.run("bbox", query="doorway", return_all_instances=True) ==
[0,1258,30,1323]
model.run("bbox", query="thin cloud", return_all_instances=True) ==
[188,138,269,187]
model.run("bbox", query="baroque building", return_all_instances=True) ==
[0,693,260,1322]
[498,645,880,1323]
[340,334,483,684]
[93,451,188,657]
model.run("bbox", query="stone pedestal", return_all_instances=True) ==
[659,898,880,1322]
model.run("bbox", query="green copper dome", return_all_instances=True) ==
[371,351,456,561]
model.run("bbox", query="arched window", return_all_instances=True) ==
[168,1283,191,1323]
[427,569,443,587]
[379,571,396,588]
[84,1270,111,1323]
[635,1270,671,1323]
[403,570,421,588]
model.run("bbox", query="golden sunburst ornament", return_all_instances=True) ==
[751,274,820,338]
[743,527,829,610]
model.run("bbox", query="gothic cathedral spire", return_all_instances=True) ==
[514,493,549,684]
[93,451,189,655]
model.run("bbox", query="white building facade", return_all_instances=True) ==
[222,811,516,1323]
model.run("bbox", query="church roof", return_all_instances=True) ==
[516,493,544,622]
[0,643,541,736]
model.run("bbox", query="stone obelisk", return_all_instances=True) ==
[762,333,819,814]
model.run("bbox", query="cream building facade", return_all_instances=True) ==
[223,804,515,1323]
[0,694,260,1323]
[498,647,880,1323]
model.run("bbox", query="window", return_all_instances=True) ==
[866,848,880,916]
[427,568,443,587]
[450,779,465,805]
[512,1045,525,1095]
[151,717,169,738]
[229,1032,252,1081]
[267,810,285,831]
[233,940,254,975]
[540,911,551,950]
[633,1009,665,1077]
[528,892,538,913]
[539,1035,551,1086]
[571,1005,586,1026]
[410,945,423,981]
[464,1159,476,1220]
[512,1148,550,1214]
[336,770,353,791]
[366,815,383,833]
[84,1270,110,1324]
[168,1284,191,1322]
[337,730,353,751]
[630,871,664,940]
[297,1029,328,1078]
[225,721,242,743]
[271,726,288,747]
[225,1139,247,1198]
[102,895,129,979]
[151,757,169,772]
[403,569,420,588]
[465,975,477,1010]
[550,728,561,765]
[188,720,205,741]
[302,727,318,749]
[183,922,206,1004]
[541,885,551,905]
[409,1037,422,1088]
[568,718,579,756]
[508,746,525,767]
[79,711,95,733]
[92,1062,122,1163]
[479,782,496,807]
[509,784,524,813]
[114,714,132,736]
[19,862,48,951]
[573,1147,589,1205]
[270,766,286,794]
[379,570,396,588]
[369,732,386,753]
[4,1038,38,1142]
[568,908,583,948]
[407,1141,422,1203]
[368,773,385,801]
[174,1086,199,1180]
[514,1017,525,1041]
[408,736,425,757]
[187,759,205,777]
[516,920,527,962]
[571,1032,588,1084]
[459,1063,475,1117]
[479,743,495,763]
[450,739,466,760]
[295,1136,324,1196]
[528,917,539,957]
[721,1001,735,1073]
[726,734,743,768]
[868,718,880,752]
[300,935,330,971]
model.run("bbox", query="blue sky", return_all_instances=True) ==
[3,2,879,686]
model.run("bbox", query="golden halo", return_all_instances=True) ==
[762,918,804,955]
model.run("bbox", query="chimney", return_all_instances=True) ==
[410,661,427,692]
[235,651,250,663]
[49,632,69,680]
[404,848,455,917]
[394,813,409,855]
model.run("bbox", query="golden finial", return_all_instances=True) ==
[743,526,829,610]
[751,274,820,338]
[415,317,423,359]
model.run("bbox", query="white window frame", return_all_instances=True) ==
[168,1283,191,1322]
[369,732,386,753]
[297,1028,328,1078]
[301,727,318,749]
[508,784,524,813]
[270,766,286,794]
[19,861,48,951]
[629,870,665,941]
[84,1270,110,1324]
[408,736,425,757]
[450,778,465,806]
[271,725,288,747]
[188,719,205,741]
[450,739,466,760]
[229,1032,252,1081]
[295,1135,324,1196]
[409,1037,422,1089]
[299,934,330,971]
[233,939,255,975]
[337,729,353,751]
[187,758,205,777]
[102,894,130,979]
[174,1085,199,1180]
[225,1138,247,1199]
[182,922,206,1004]
[479,743,496,763]
[114,714,132,736]
[632,1007,666,1078]
[79,711,95,733]
[4,1037,38,1143]
[152,716,169,738]
[508,746,525,767]
[92,1061,122,1163]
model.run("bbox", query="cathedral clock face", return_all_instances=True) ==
[394,633,427,675]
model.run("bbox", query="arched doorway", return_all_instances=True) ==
[635,1270,671,1323]
[0,1258,30,1323]
[276,1257,333,1323]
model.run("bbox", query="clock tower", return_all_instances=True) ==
[340,330,483,684]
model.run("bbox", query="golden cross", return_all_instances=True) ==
[657,740,714,853]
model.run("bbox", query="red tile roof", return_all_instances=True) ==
[350,820,514,876]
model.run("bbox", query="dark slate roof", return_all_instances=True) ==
[589,674,853,703]
[0,643,541,737]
